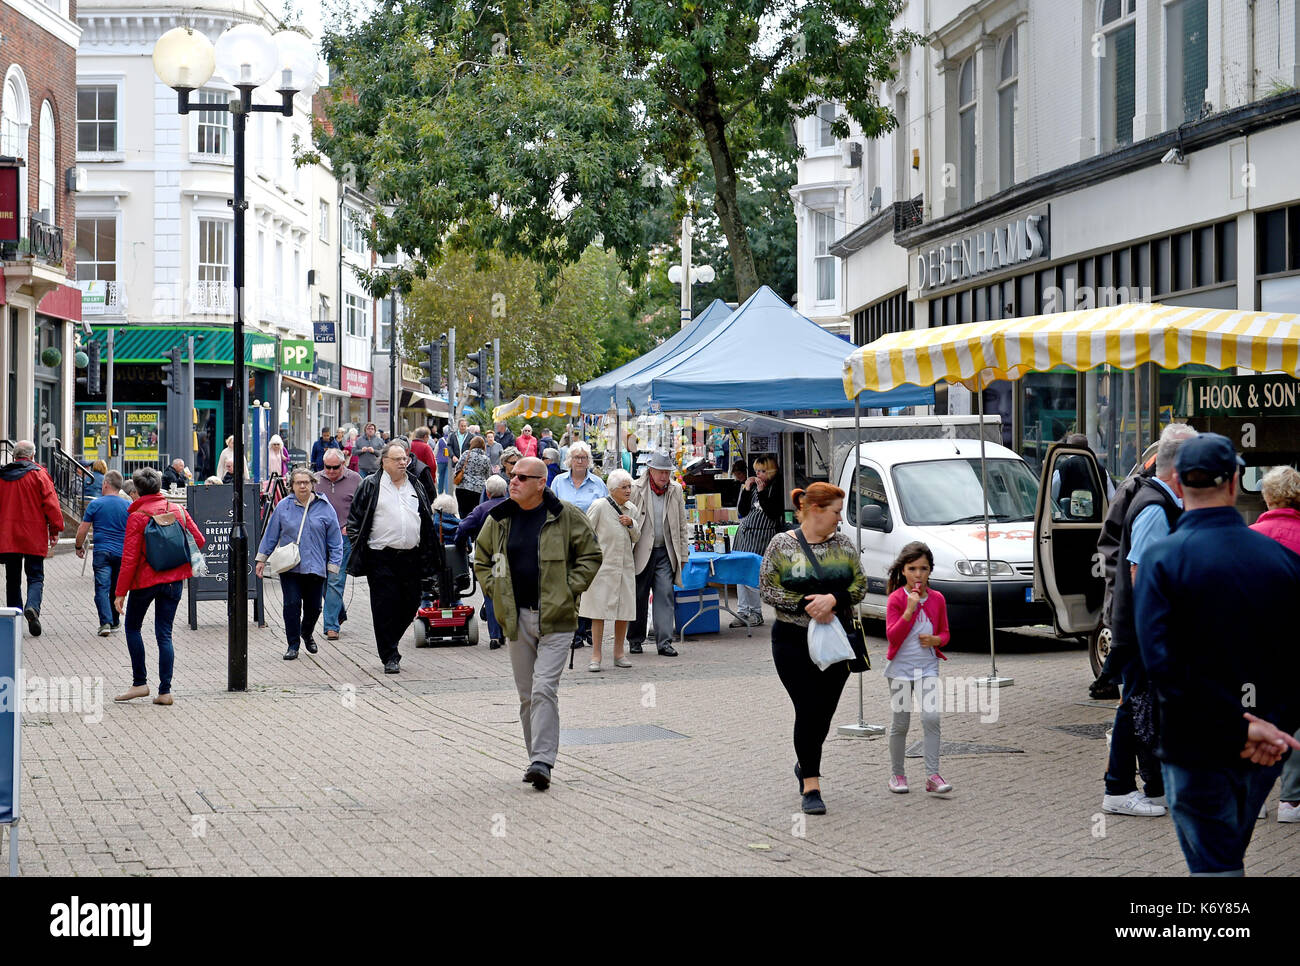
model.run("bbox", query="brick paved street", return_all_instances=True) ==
[9,550,1298,876]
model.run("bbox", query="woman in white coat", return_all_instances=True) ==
[580,469,641,672]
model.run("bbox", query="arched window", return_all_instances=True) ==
[39,101,55,221]
[958,56,976,208]
[2,67,31,225]
[998,35,1018,192]
[1098,0,1137,150]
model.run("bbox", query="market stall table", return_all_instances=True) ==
[675,550,762,642]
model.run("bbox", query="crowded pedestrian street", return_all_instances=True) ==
[12,549,1297,877]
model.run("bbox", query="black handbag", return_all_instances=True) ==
[792,530,871,673]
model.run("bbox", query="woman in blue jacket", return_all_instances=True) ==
[255,467,343,660]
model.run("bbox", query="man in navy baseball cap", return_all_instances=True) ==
[1174,432,1245,488]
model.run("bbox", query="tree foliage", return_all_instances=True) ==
[319,0,917,303]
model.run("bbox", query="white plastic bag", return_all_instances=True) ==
[807,618,854,671]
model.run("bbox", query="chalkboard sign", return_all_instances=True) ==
[186,483,264,629]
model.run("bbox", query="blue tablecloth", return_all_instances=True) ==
[677,551,763,591]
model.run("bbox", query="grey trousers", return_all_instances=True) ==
[1280,728,1300,802]
[888,676,941,776]
[507,608,571,767]
[630,545,676,650]
[737,583,762,620]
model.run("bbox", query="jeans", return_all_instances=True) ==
[92,550,123,627]
[280,571,326,649]
[1279,737,1300,803]
[1,553,45,613]
[629,545,676,650]
[737,582,762,621]
[484,594,502,642]
[1162,760,1281,875]
[1104,647,1164,798]
[124,581,183,695]
[323,535,351,632]
[436,462,451,495]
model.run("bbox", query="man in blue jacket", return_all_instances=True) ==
[310,427,339,472]
[1135,433,1300,876]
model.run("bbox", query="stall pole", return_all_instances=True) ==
[975,386,1014,689]
[838,394,886,738]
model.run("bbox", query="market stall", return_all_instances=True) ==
[492,394,581,422]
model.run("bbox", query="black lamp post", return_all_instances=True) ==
[154,24,317,691]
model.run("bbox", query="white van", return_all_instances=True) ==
[799,416,1050,639]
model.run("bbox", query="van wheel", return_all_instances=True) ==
[1088,625,1111,678]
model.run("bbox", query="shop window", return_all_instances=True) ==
[1173,231,1193,292]
[193,89,231,157]
[1214,221,1235,282]
[958,56,976,208]
[1257,209,1287,275]
[1194,226,1213,288]
[1017,273,1036,317]
[812,210,836,302]
[1166,0,1209,126]
[1291,208,1300,271]
[998,35,1017,192]
[76,85,116,153]
[1133,242,1150,292]
[1098,0,1137,151]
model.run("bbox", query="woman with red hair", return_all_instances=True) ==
[760,482,866,815]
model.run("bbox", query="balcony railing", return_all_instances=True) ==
[191,279,233,314]
[0,216,65,266]
[893,195,924,235]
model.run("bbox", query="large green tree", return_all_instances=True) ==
[319,0,917,302]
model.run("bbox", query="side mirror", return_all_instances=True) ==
[858,504,885,528]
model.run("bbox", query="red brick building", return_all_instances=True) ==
[0,0,81,467]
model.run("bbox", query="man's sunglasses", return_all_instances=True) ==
[509,473,545,481]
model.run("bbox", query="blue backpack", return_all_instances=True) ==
[142,507,192,572]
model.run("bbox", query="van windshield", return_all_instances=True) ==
[892,458,1040,526]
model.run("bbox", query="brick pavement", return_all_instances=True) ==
[8,551,1298,875]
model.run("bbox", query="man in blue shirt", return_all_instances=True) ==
[310,427,339,472]
[74,469,130,636]
[1136,433,1300,875]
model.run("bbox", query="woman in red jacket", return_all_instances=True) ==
[884,541,951,796]
[112,466,205,706]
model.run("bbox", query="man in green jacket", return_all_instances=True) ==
[474,456,602,790]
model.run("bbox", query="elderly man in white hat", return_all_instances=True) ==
[626,451,690,656]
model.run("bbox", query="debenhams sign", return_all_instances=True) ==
[914,205,1050,295]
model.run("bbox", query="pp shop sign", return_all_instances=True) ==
[280,340,315,372]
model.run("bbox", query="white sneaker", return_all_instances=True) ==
[1102,791,1167,816]
[1278,802,1300,824]
[1146,795,1166,807]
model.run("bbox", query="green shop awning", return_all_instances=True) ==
[84,325,279,371]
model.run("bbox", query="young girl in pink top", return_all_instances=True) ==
[884,542,951,795]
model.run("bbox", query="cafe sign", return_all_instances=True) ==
[1179,374,1300,418]
[914,204,1049,296]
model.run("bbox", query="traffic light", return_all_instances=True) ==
[160,345,183,393]
[465,348,487,401]
[86,339,101,395]
[418,341,442,395]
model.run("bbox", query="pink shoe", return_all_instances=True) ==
[888,775,909,794]
[926,773,952,794]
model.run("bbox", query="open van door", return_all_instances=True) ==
[1033,443,1108,643]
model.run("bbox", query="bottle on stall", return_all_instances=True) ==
[723,528,731,554]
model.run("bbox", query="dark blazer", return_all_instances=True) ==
[344,467,438,578]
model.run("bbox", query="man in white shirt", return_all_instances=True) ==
[345,440,437,673]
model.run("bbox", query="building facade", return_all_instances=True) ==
[794,0,1300,475]
[74,0,339,476]
[0,0,83,467]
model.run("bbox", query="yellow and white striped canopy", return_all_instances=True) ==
[843,302,1300,397]
[492,395,581,421]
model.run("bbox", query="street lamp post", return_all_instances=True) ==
[667,215,714,328]
[154,23,317,692]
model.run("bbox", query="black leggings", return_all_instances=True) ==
[771,619,851,779]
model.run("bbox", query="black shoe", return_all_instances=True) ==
[571,636,585,649]
[383,659,400,674]
[657,644,679,657]
[283,647,299,661]
[24,607,40,637]
[524,761,551,791]
[628,642,643,654]
[304,637,318,654]
[801,789,826,815]
[489,638,503,650]
[1089,679,1120,700]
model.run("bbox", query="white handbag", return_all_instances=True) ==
[265,500,311,575]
